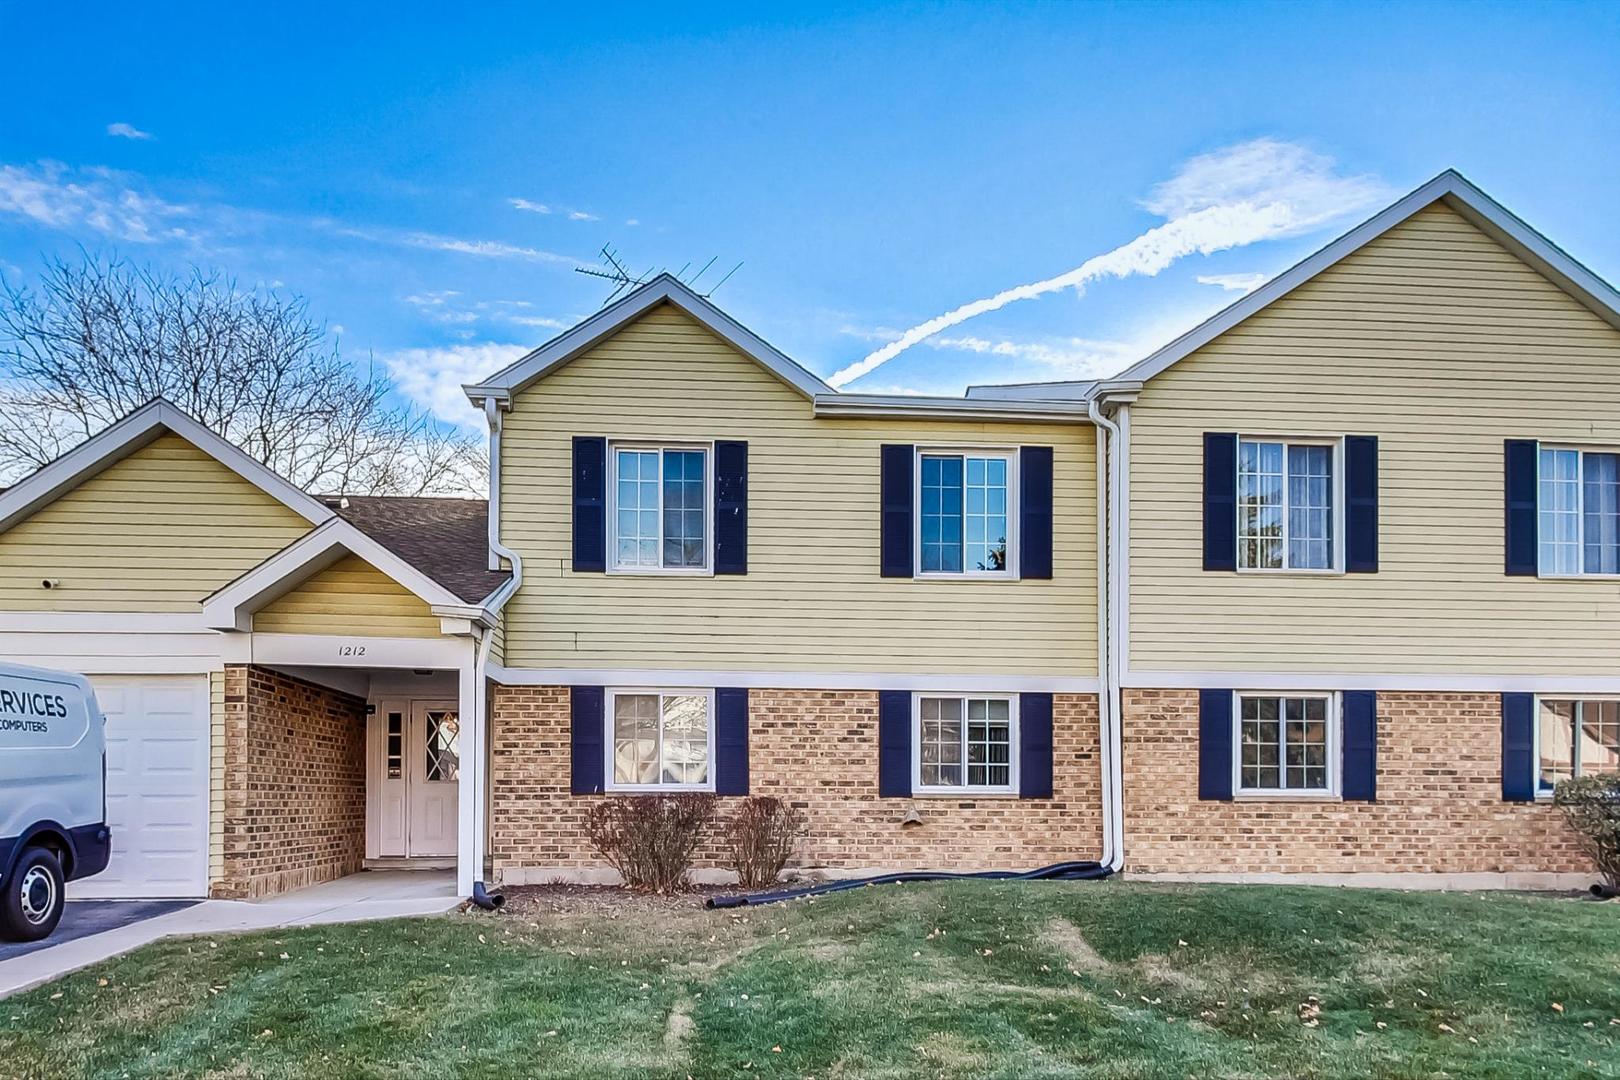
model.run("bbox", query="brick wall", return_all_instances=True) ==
[1122,688,1592,875]
[490,686,1103,879]
[214,665,367,898]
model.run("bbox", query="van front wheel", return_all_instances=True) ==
[1,847,65,942]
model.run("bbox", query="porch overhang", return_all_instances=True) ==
[201,516,496,634]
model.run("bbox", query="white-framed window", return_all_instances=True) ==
[1237,436,1342,572]
[912,693,1019,795]
[609,443,712,573]
[1538,447,1620,576]
[1234,692,1340,796]
[605,688,715,792]
[1534,696,1620,796]
[915,448,1018,578]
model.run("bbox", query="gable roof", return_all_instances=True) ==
[200,513,494,632]
[463,272,835,406]
[968,170,1620,400]
[324,495,509,604]
[0,398,336,535]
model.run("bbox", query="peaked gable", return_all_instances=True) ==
[463,273,833,408]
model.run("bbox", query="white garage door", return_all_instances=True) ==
[76,675,210,899]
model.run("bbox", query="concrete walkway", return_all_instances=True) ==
[0,870,460,999]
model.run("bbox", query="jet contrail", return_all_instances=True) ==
[828,140,1389,389]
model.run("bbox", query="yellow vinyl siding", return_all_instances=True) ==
[0,432,312,611]
[499,304,1097,676]
[252,554,441,637]
[1129,202,1620,676]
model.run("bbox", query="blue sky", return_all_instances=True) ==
[2,2,1617,431]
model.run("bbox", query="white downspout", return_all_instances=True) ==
[462,398,526,900]
[1087,396,1125,873]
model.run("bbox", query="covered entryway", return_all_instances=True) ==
[370,697,461,860]
[78,675,211,899]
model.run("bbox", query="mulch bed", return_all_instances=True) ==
[492,881,742,917]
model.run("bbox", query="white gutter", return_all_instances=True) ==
[1087,395,1126,873]
[463,398,527,898]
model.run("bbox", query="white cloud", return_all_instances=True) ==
[625,218,640,227]
[403,232,575,263]
[0,161,192,243]
[929,335,1145,379]
[106,122,154,141]
[1196,272,1268,293]
[828,138,1392,388]
[511,196,600,222]
[506,314,568,329]
[380,343,529,430]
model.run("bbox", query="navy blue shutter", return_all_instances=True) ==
[714,441,748,575]
[1341,690,1378,801]
[572,437,607,573]
[714,688,749,795]
[1505,439,1539,576]
[570,686,605,794]
[877,689,911,796]
[1019,692,1054,798]
[880,445,914,577]
[1345,436,1379,573]
[1020,446,1054,579]
[1203,433,1238,571]
[1502,692,1536,802]
[1198,689,1233,800]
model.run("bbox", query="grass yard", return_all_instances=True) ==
[1,882,1616,1079]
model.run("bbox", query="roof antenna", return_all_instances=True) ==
[575,247,745,304]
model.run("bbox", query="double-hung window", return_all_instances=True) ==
[1535,697,1620,794]
[1237,437,1338,571]
[606,689,715,791]
[611,445,710,572]
[1235,692,1338,796]
[913,693,1018,794]
[917,449,1017,577]
[1538,447,1620,576]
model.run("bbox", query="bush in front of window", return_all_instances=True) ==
[583,793,717,893]
[1552,773,1620,897]
[726,796,807,889]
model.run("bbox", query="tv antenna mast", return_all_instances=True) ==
[575,245,742,305]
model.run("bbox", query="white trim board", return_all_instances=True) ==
[0,398,335,535]
[1125,670,1620,694]
[464,273,833,405]
[486,664,1100,693]
[1129,871,1595,892]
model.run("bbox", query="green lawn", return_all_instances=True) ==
[2,882,1616,1079]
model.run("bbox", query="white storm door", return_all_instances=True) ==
[407,701,460,857]
[375,705,409,858]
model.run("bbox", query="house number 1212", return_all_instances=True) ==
[338,644,367,657]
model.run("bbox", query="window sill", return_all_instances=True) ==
[1233,792,1341,803]
[1535,573,1620,582]
[912,574,1022,583]
[604,785,717,795]
[1234,569,1345,578]
[605,568,716,578]
[911,789,1021,799]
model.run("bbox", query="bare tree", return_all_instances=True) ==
[0,255,487,495]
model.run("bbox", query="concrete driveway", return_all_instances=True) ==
[0,900,196,963]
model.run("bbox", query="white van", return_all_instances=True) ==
[0,662,111,941]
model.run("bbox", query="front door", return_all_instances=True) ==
[373,700,459,858]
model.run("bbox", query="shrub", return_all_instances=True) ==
[726,796,807,889]
[1553,773,1620,893]
[583,794,716,893]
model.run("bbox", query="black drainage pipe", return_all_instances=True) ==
[706,860,1113,909]
[471,881,506,910]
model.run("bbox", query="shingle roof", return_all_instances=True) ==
[320,495,510,605]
